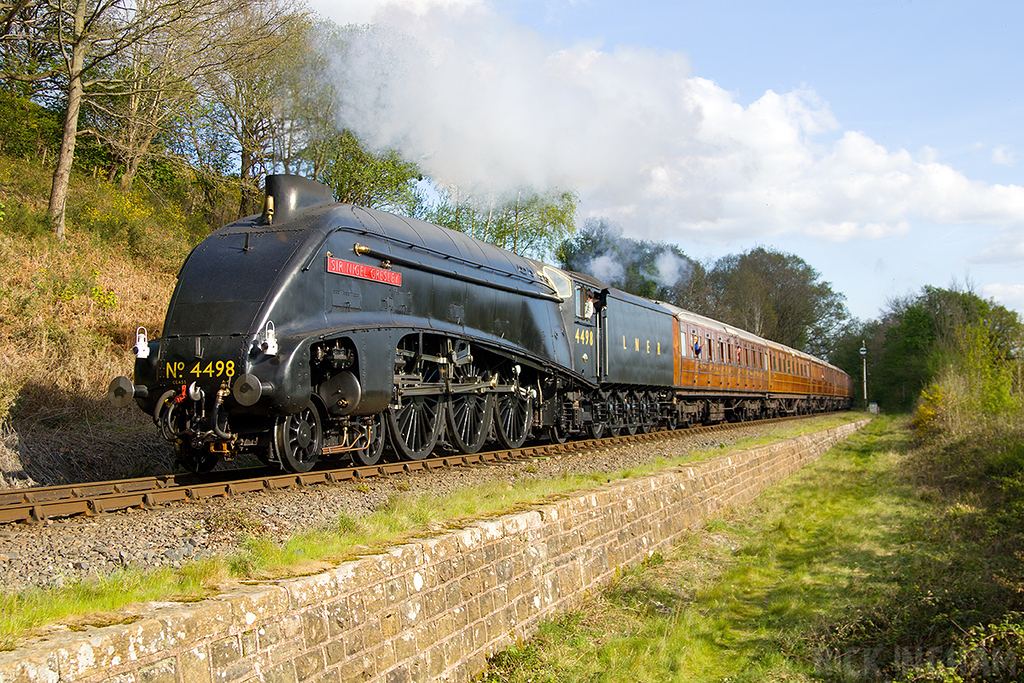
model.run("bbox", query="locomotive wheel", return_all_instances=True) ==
[622,391,639,436]
[353,412,386,466]
[274,402,322,473]
[494,391,533,449]
[176,445,217,473]
[638,391,657,433]
[387,393,444,460]
[606,393,624,437]
[446,392,494,455]
[546,424,568,444]
[586,393,609,439]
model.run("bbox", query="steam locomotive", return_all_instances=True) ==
[108,175,853,473]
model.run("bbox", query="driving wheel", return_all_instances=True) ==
[274,402,322,473]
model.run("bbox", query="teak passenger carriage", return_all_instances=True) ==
[109,175,853,473]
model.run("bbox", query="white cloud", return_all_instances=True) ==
[319,0,1024,252]
[992,145,1016,166]
[982,283,1024,313]
[969,235,1024,267]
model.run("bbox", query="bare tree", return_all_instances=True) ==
[92,0,303,193]
[52,0,239,239]
[1,0,300,238]
[268,19,343,179]
[185,4,304,217]
[86,6,207,191]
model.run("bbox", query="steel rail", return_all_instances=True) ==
[0,415,823,525]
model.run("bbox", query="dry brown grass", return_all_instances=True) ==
[0,161,193,486]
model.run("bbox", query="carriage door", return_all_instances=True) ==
[572,283,600,384]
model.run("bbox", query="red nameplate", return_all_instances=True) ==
[326,256,402,286]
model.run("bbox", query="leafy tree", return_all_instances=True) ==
[0,89,59,158]
[836,285,1023,412]
[316,129,422,213]
[427,187,578,259]
[823,318,875,403]
[707,247,849,355]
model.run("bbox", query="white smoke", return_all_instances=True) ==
[319,0,1024,252]
[328,2,703,207]
[654,250,692,289]
[586,254,624,283]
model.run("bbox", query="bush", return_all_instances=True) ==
[912,324,1017,440]
[0,92,60,161]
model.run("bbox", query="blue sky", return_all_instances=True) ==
[309,0,1024,321]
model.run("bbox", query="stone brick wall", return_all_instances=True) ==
[0,420,867,683]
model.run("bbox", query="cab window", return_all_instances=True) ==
[575,285,596,321]
[541,266,573,300]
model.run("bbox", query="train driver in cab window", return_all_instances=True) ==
[582,289,595,319]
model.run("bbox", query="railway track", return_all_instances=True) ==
[0,415,817,525]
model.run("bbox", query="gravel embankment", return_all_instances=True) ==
[0,424,781,592]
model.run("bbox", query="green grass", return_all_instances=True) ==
[482,415,1024,682]
[0,414,862,650]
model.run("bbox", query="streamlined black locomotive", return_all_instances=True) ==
[109,175,852,473]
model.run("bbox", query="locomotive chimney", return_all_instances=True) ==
[258,175,334,225]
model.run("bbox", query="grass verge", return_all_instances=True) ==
[0,414,861,651]
[482,415,1024,683]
